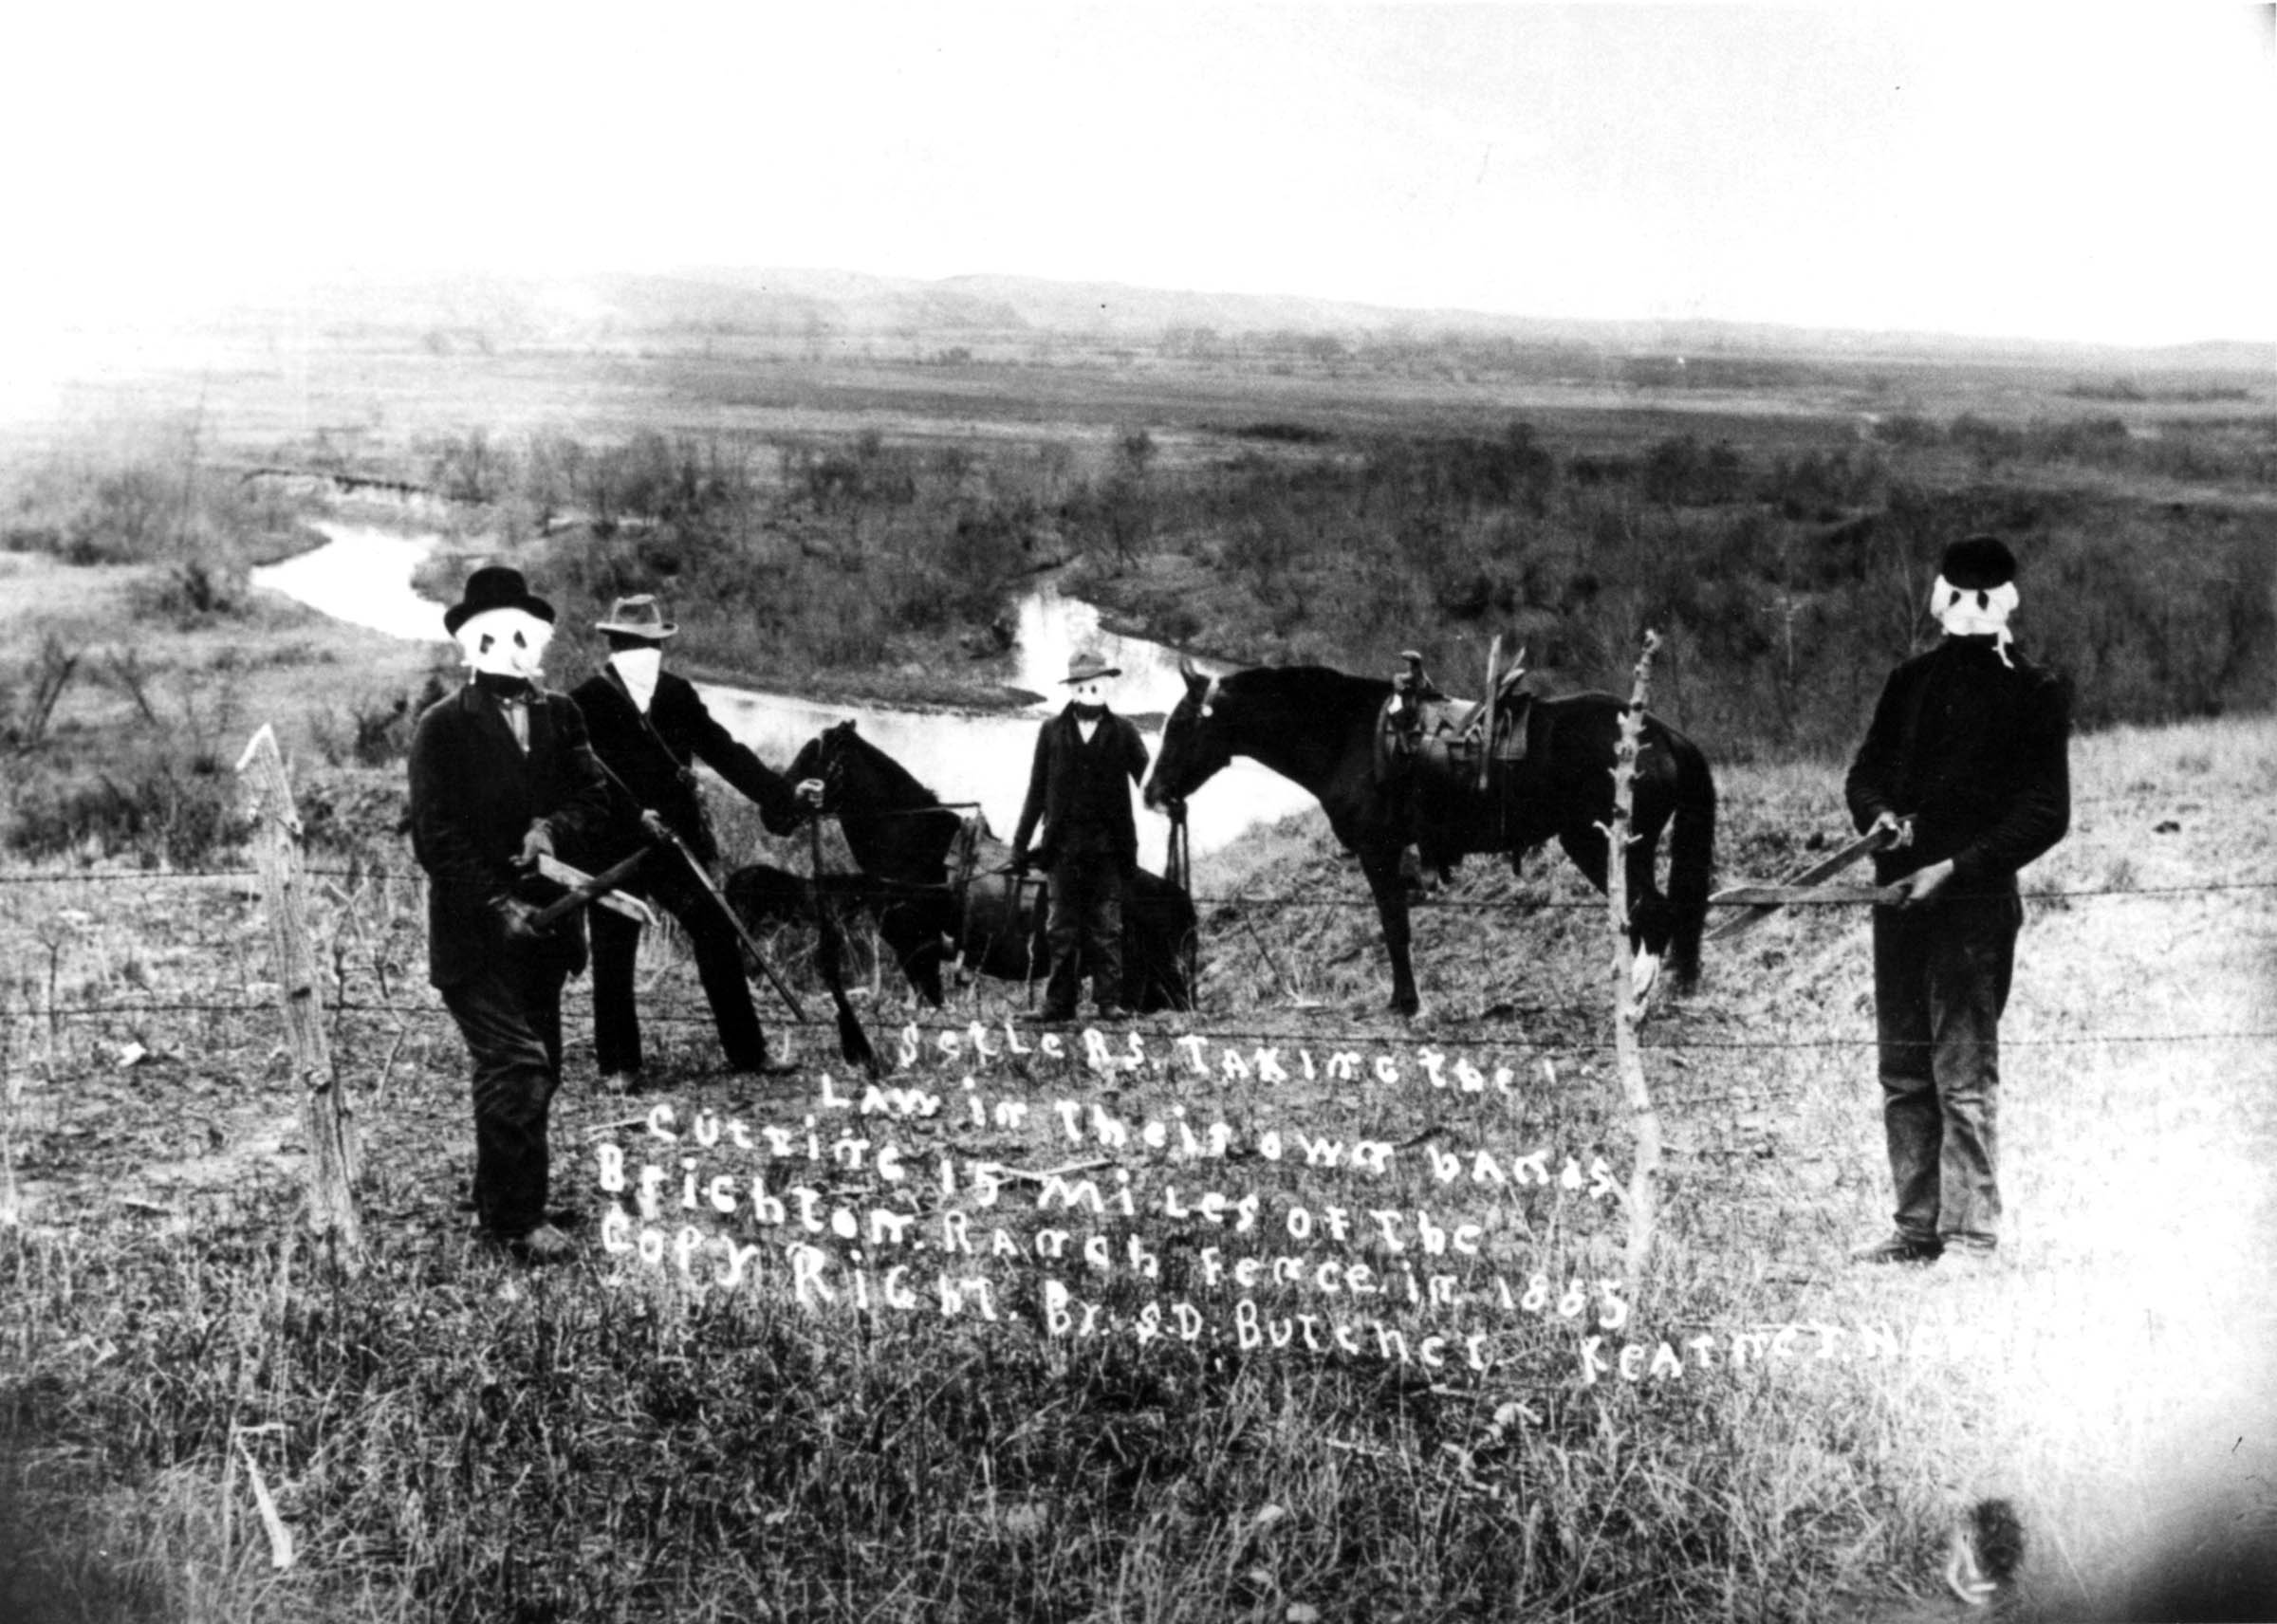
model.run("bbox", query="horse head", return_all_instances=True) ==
[805,719,863,814]
[799,720,962,880]
[1143,655,1233,811]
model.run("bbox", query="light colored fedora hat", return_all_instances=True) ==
[594,594,677,639]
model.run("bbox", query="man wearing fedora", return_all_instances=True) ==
[569,594,824,1088]
[409,565,613,1263]
[1010,649,1152,1023]
[1844,534,2071,1272]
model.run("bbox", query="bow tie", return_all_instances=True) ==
[474,674,536,703]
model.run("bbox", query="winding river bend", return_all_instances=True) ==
[253,523,1314,858]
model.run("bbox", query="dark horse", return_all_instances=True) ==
[753,720,1195,1013]
[1141,659,1715,1015]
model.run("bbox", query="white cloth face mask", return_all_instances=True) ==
[1930,574,2019,662]
[455,608,553,680]
[611,646,663,711]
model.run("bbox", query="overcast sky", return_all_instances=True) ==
[6,3,2271,347]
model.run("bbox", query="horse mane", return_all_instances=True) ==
[830,723,942,809]
[821,723,962,882]
[1217,663,1393,716]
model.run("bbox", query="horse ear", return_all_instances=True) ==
[1178,655,1206,693]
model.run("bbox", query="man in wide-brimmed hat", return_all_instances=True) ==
[569,594,823,1089]
[409,565,614,1264]
[1844,534,2071,1273]
[1010,648,1152,1022]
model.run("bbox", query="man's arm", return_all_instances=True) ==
[1121,717,1152,787]
[677,682,808,834]
[566,680,654,847]
[1009,725,1052,867]
[408,711,514,911]
[1952,674,2072,888]
[1844,667,1911,836]
[544,697,616,857]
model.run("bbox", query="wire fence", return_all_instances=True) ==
[5,862,2271,1057]
[14,992,2274,1060]
[3,864,2271,907]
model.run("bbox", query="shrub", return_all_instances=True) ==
[130,556,251,625]
[1,637,81,752]
[6,748,242,867]
[1231,421,1332,445]
[312,669,455,767]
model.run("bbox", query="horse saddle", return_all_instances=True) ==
[1376,649,1533,793]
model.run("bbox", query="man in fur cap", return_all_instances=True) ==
[1010,649,1152,1023]
[409,566,613,1263]
[1844,534,2071,1270]
[568,594,822,1089]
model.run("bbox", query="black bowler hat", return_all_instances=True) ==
[1940,535,2017,592]
[443,565,557,637]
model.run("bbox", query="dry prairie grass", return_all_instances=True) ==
[1,706,2270,1621]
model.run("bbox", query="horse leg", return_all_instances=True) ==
[1625,806,1677,971]
[1360,846,1420,1017]
[1558,822,1661,1000]
[879,906,945,1008]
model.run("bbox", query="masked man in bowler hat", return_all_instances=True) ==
[409,566,613,1263]
[1010,649,1152,1023]
[568,594,823,1089]
[1844,534,2070,1271]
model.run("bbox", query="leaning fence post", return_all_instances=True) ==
[235,724,364,1261]
[1605,630,1665,1287]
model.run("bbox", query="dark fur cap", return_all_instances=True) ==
[1940,534,2017,592]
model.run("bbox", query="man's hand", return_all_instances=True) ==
[795,779,825,810]
[494,897,544,947]
[639,809,675,846]
[1893,858,1954,908]
[517,821,554,870]
[1868,811,1914,850]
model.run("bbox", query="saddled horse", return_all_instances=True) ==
[1141,658,1715,1015]
[751,720,1196,1013]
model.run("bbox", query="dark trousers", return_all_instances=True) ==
[1873,891,2022,1254]
[1045,853,1126,1015]
[441,955,567,1239]
[591,862,767,1076]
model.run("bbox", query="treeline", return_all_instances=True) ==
[1875,411,2277,485]
[1065,419,2277,759]
[402,412,2277,760]
[403,425,1096,687]
[11,403,2271,789]
[1,428,324,623]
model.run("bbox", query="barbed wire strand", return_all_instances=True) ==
[18,996,2273,1055]
[2,866,2269,905]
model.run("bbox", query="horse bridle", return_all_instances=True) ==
[815,726,850,816]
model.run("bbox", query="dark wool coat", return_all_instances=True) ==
[408,684,614,988]
[568,666,806,865]
[1010,706,1150,869]
[1845,637,2072,891]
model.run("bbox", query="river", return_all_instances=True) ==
[251,522,1316,859]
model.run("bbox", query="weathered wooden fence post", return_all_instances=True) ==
[235,724,364,1260]
[1606,630,1666,1288]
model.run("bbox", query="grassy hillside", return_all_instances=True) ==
[2,710,2271,1621]
[3,306,2273,1618]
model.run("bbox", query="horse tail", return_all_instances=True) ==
[1664,729,1717,991]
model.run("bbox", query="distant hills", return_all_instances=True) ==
[195,265,2273,374]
